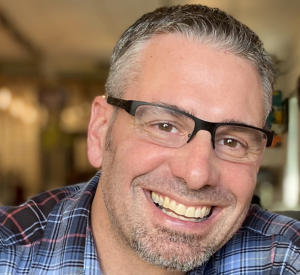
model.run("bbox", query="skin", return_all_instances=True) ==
[88,34,265,275]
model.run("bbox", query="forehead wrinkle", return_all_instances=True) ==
[151,100,197,117]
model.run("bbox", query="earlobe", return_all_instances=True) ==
[87,96,112,168]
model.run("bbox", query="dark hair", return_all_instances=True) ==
[105,4,276,121]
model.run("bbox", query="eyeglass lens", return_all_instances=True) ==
[133,105,266,162]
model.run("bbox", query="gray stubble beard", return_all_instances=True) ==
[100,164,218,272]
[130,222,217,272]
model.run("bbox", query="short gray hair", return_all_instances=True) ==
[105,4,276,121]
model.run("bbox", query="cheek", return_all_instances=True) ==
[222,162,258,205]
[109,114,172,177]
[104,125,171,187]
[115,137,171,177]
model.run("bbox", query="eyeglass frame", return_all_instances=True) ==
[106,96,274,148]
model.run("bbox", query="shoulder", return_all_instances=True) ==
[241,204,300,247]
[206,205,300,274]
[0,173,100,273]
[0,182,88,246]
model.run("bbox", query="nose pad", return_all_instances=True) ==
[186,132,195,144]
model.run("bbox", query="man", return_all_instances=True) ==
[1,4,300,275]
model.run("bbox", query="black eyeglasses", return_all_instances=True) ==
[107,96,274,163]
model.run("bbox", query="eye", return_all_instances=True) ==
[157,122,179,133]
[223,138,238,148]
[217,137,247,149]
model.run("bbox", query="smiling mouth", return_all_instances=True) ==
[151,191,212,223]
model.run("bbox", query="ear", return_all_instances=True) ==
[87,96,112,168]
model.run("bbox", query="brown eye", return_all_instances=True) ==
[223,138,238,148]
[158,123,173,132]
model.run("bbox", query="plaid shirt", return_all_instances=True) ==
[1,172,300,275]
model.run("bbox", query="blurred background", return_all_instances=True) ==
[0,0,299,213]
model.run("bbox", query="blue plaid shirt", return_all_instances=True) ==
[1,172,300,274]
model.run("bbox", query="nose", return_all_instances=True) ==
[168,131,219,190]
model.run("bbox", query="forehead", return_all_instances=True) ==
[125,34,264,126]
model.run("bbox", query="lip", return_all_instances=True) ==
[143,188,222,233]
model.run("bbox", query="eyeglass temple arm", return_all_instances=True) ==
[107,97,132,113]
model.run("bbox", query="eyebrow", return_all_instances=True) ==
[154,101,197,117]
[221,118,257,127]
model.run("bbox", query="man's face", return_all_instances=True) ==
[90,34,264,271]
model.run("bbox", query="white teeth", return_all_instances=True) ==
[204,207,210,217]
[163,196,170,208]
[151,192,159,204]
[151,191,211,220]
[158,195,164,205]
[170,200,176,210]
[185,206,195,218]
[202,207,209,219]
[175,203,186,216]
[195,208,201,218]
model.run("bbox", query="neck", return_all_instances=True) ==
[91,187,184,275]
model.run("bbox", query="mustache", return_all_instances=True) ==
[132,172,236,204]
